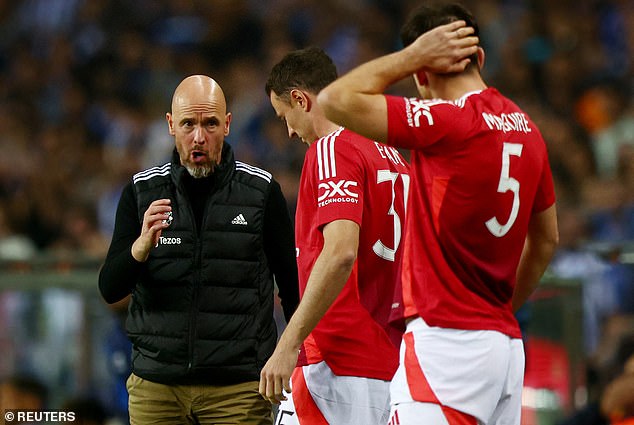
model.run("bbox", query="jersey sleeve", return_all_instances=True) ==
[313,132,365,228]
[532,152,556,213]
[385,94,466,150]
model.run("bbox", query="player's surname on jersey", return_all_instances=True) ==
[482,112,532,134]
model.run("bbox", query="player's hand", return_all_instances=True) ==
[259,345,298,404]
[410,20,479,74]
[132,199,172,262]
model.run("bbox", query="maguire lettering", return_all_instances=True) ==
[482,112,532,134]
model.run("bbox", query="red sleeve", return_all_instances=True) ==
[532,151,556,213]
[314,131,365,228]
[385,95,462,150]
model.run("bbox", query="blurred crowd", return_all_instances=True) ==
[0,0,632,252]
[0,0,633,420]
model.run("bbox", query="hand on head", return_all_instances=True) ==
[409,20,479,75]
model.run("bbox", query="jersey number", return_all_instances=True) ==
[373,171,410,261]
[485,142,523,237]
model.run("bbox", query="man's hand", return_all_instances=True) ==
[131,199,172,262]
[318,21,478,143]
[259,344,299,404]
[409,20,479,74]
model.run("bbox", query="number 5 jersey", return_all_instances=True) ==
[385,88,556,338]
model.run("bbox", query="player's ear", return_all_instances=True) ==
[290,89,311,112]
[477,47,485,70]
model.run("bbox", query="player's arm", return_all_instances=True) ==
[259,219,359,404]
[317,21,478,143]
[512,204,559,312]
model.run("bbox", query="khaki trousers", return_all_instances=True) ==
[127,373,273,425]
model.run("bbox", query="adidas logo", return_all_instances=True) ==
[231,214,248,225]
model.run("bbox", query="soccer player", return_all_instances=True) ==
[259,47,410,424]
[318,4,559,424]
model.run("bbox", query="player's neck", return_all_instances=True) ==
[427,73,487,101]
[314,115,342,139]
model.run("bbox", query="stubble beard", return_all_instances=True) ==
[185,163,213,179]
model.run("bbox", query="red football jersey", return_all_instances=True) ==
[295,128,410,380]
[385,88,555,338]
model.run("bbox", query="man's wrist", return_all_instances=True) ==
[131,240,149,263]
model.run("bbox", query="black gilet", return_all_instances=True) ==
[127,145,277,384]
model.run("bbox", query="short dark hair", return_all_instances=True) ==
[400,2,479,66]
[265,47,338,100]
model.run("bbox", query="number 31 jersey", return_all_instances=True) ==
[295,127,410,380]
[385,88,556,338]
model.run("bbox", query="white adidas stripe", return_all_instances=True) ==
[236,161,272,179]
[235,161,272,182]
[133,162,170,180]
[454,90,482,108]
[133,163,171,183]
[133,161,274,184]
[317,128,342,180]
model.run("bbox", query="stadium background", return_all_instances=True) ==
[0,0,632,423]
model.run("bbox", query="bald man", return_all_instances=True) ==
[99,75,299,424]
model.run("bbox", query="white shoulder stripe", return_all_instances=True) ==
[236,161,272,178]
[454,90,483,108]
[236,166,272,182]
[321,137,330,179]
[134,162,170,179]
[454,96,469,108]
[316,128,342,180]
[317,138,324,180]
[418,98,452,107]
[328,131,338,177]
[235,161,272,183]
[133,163,171,183]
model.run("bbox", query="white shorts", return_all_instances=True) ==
[388,318,524,425]
[275,361,391,425]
